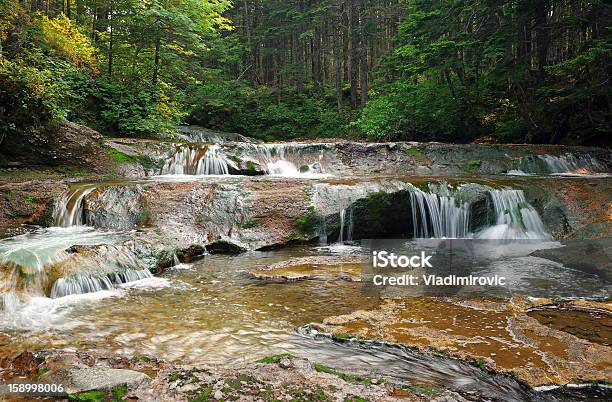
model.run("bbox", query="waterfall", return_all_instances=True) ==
[336,208,354,243]
[476,189,550,240]
[404,185,548,240]
[50,269,153,298]
[53,188,95,227]
[517,153,607,175]
[161,145,229,175]
[50,273,114,298]
[408,189,471,238]
[249,143,329,177]
[540,153,604,174]
[196,145,230,175]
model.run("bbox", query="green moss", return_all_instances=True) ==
[403,146,423,159]
[107,149,137,164]
[472,357,487,369]
[299,164,310,173]
[155,250,175,273]
[332,333,351,342]
[246,160,257,172]
[132,354,151,362]
[5,190,16,200]
[68,390,106,401]
[190,386,213,402]
[168,372,183,382]
[291,386,329,401]
[256,353,293,364]
[112,385,127,401]
[23,195,37,204]
[463,159,482,171]
[37,366,49,378]
[295,207,319,236]
[344,397,368,402]
[406,383,436,395]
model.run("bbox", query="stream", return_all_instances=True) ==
[1,140,611,400]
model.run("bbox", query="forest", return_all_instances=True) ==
[0,0,610,145]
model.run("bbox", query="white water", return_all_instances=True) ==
[516,153,609,176]
[408,187,471,238]
[476,189,550,240]
[403,185,549,240]
[196,145,230,175]
[161,145,230,175]
[0,225,153,317]
[53,187,95,227]
[50,269,153,298]
[337,208,354,243]
[160,143,332,178]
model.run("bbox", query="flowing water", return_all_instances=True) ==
[53,187,96,227]
[0,245,609,400]
[1,140,611,399]
[158,143,333,178]
[512,153,609,177]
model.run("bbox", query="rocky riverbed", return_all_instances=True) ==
[0,123,610,401]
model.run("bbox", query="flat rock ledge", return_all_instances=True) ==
[250,255,366,282]
[310,296,612,388]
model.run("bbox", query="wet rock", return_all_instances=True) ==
[312,296,612,387]
[1,121,112,173]
[207,240,247,255]
[5,349,421,401]
[0,181,68,232]
[50,367,150,394]
[251,255,365,282]
[84,185,147,230]
[530,238,612,281]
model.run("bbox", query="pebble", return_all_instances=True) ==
[214,390,224,399]
[279,358,293,369]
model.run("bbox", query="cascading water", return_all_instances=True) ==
[408,187,471,238]
[53,187,95,227]
[514,153,608,176]
[159,142,332,177]
[476,189,550,240]
[161,145,229,175]
[541,153,605,174]
[50,269,153,298]
[196,145,230,175]
[337,208,354,243]
[250,143,328,177]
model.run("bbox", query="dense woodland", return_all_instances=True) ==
[0,0,610,146]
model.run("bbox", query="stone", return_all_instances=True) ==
[52,367,150,394]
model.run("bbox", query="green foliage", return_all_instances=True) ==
[463,160,482,171]
[359,0,611,144]
[94,79,182,136]
[189,78,346,140]
[0,59,55,138]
